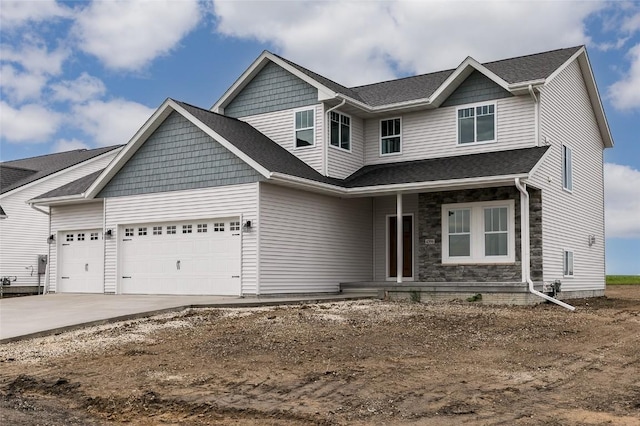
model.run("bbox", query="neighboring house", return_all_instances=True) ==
[0,146,122,294]
[30,46,612,304]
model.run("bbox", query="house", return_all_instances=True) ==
[29,46,612,305]
[0,146,122,294]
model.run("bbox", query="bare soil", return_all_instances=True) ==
[1,286,639,425]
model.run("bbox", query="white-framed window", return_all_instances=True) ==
[213,222,225,232]
[197,224,207,233]
[563,250,574,277]
[294,108,314,148]
[77,233,85,241]
[138,227,147,236]
[562,144,573,191]
[153,226,162,235]
[90,233,99,241]
[166,225,176,235]
[125,228,134,237]
[330,111,351,151]
[380,118,401,155]
[442,200,515,264]
[66,234,74,242]
[230,221,241,231]
[457,103,496,144]
[182,224,192,234]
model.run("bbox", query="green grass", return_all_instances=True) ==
[606,275,640,285]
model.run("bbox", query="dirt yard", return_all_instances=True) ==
[1,286,639,425]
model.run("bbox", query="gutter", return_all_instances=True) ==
[515,177,575,311]
[29,203,50,216]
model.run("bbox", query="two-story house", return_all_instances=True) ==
[30,46,612,305]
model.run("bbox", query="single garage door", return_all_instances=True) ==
[58,229,104,293]
[119,218,241,295]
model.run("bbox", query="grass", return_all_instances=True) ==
[606,275,640,285]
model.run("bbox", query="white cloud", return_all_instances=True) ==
[605,163,640,239]
[0,64,48,103]
[608,43,640,110]
[73,0,202,71]
[1,41,69,76]
[0,0,71,29]
[0,101,63,143]
[72,99,154,147]
[51,73,106,103]
[212,0,605,86]
[53,138,90,153]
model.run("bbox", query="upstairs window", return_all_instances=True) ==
[380,118,401,155]
[294,109,314,148]
[562,144,573,191]
[330,111,351,150]
[457,103,495,144]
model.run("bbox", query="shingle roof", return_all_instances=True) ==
[35,169,104,200]
[343,146,549,187]
[1,146,122,194]
[0,205,6,218]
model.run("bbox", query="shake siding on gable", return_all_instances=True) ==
[102,183,259,294]
[531,60,605,292]
[239,105,325,174]
[327,112,365,179]
[258,183,373,294]
[48,202,104,293]
[363,96,536,165]
[0,152,117,288]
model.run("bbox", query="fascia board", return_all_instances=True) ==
[171,101,272,179]
[28,194,89,206]
[211,51,271,113]
[85,99,175,199]
[0,148,122,200]
[544,46,584,86]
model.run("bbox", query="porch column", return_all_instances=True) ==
[396,192,403,283]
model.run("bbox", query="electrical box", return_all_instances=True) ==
[38,255,48,275]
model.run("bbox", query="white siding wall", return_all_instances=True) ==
[363,96,536,165]
[0,151,118,288]
[327,109,365,179]
[530,60,606,291]
[103,183,259,294]
[49,202,104,292]
[239,105,325,174]
[259,183,373,294]
[373,194,419,281]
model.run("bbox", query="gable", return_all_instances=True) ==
[440,70,513,107]
[98,111,263,198]
[225,61,318,118]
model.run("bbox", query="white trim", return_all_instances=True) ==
[379,117,403,156]
[385,213,415,281]
[455,101,497,145]
[328,110,352,152]
[441,199,515,264]
[293,106,316,149]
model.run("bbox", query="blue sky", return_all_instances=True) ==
[1,0,638,274]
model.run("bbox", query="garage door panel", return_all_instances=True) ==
[58,229,104,293]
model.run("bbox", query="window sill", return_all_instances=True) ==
[380,151,402,157]
[294,144,315,150]
[329,144,351,153]
[442,259,516,266]
[456,140,497,147]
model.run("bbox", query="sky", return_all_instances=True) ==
[0,0,638,274]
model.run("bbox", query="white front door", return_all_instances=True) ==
[119,218,241,295]
[58,230,104,293]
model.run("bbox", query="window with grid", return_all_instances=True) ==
[197,224,207,233]
[330,111,350,150]
[90,233,99,240]
[230,221,241,231]
[153,226,162,235]
[125,228,134,237]
[458,104,495,144]
[66,234,73,242]
[214,222,225,232]
[182,224,192,234]
[484,207,508,256]
[77,233,85,241]
[380,118,401,154]
[295,109,314,147]
[563,250,574,276]
[447,209,471,257]
[166,225,176,235]
[138,227,147,236]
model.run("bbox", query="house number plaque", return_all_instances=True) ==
[424,239,435,245]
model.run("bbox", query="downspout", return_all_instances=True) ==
[515,178,575,311]
[528,85,539,146]
[324,99,347,176]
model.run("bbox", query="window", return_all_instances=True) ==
[442,200,515,264]
[380,118,401,154]
[562,144,573,191]
[182,224,192,234]
[125,228,134,237]
[295,109,314,147]
[230,221,241,231]
[166,225,176,235]
[457,103,495,144]
[90,233,99,241]
[330,111,350,150]
[66,234,74,242]
[214,222,225,232]
[563,250,574,277]
[77,233,85,241]
[138,227,147,236]
[153,226,162,235]
[197,224,207,233]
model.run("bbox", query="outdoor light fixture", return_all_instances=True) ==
[105,229,113,239]
[243,220,252,230]
[47,234,55,244]
[588,235,596,246]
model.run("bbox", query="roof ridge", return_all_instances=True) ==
[481,45,583,67]
[270,52,353,92]
[174,99,247,124]
[350,68,454,90]
[1,144,122,165]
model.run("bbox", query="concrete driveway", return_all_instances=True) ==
[0,293,371,343]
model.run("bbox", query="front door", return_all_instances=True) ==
[388,215,413,278]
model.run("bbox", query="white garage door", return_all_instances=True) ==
[119,218,241,295]
[58,230,104,293]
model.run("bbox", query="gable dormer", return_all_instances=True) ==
[440,70,513,108]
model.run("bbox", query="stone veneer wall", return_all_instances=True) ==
[417,186,542,282]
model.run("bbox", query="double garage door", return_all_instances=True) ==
[57,218,241,295]
[119,218,241,295]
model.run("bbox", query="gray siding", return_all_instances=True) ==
[225,62,318,118]
[98,112,262,198]
[441,70,512,107]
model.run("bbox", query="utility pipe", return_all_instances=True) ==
[515,178,575,311]
[324,99,347,176]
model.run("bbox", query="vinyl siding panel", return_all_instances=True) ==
[0,151,118,288]
[363,96,535,165]
[327,110,365,179]
[259,183,372,294]
[373,194,419,281]
[239,105,325,174]
[530,60,606,291]
[441,70,513,107]
[49,202,104,293]
[103,183,258,294]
